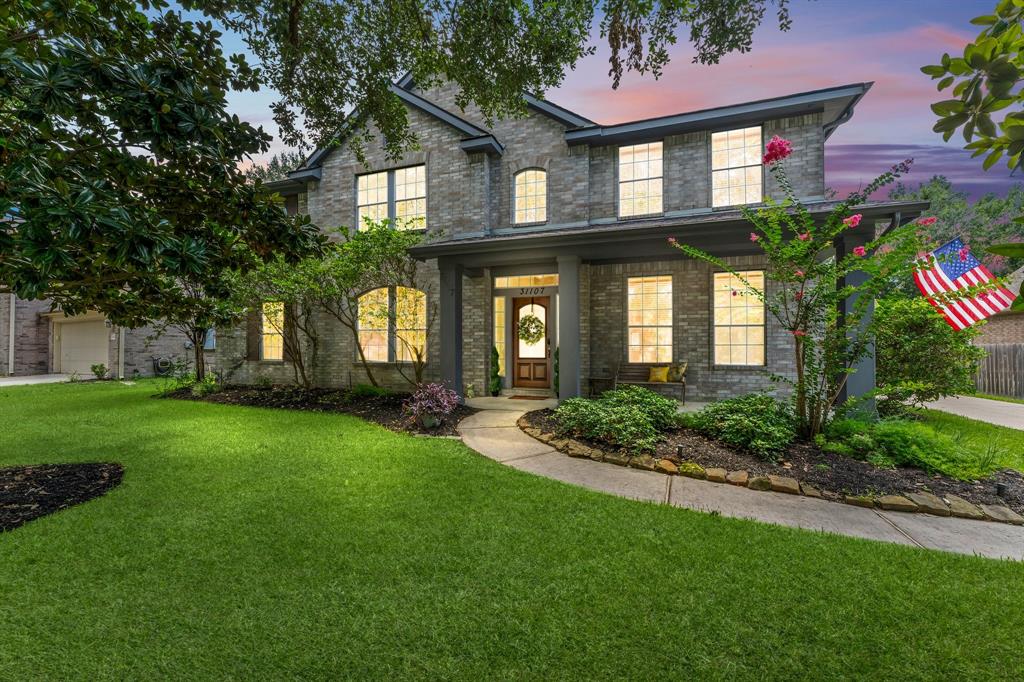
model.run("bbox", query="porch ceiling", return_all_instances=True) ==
[411,200,930,268]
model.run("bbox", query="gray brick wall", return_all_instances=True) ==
[0,296,51,375]
[764,113,824,200]
[587,256,795,401]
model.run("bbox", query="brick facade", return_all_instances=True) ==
[977,312,1024,345]
[217,81,834,398]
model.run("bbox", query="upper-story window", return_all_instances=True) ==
[513,169,547,224]
[618,142,663,218]
[357,164,426,230]
[711,126,762,208]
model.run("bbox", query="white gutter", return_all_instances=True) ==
[117,327,125,379]
[6,294,15,375]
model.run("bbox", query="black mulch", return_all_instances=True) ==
[1,463,124,532]
[523,408,1024,514]
[163,386,476,437]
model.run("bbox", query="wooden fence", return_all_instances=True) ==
[975,344,1024,399]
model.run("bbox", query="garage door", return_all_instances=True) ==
[58,321,108,375]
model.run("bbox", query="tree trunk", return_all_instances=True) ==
[191,328,208,381]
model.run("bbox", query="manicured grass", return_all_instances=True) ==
[975,392,1024,406]
[1,382,1022,679]
[919,408,1024,473]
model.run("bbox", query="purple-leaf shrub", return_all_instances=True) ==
[406,383,460,423]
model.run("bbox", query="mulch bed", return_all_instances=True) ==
[163,386,476,437]
[523,408,1024,514]
[1,463,123,532]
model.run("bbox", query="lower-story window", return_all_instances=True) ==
[713,271,766,366]
[627,275,672,363]
[261,302,284,361]
[358,287,428,362]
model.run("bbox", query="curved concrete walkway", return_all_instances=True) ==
[458,407,1024,561]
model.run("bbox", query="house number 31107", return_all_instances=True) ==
[519,287,546,295]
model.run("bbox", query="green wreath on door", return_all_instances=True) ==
[517,314,545,345]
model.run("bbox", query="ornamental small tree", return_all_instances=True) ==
[670,137,936,438]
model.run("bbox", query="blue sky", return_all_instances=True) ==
[219,0,1016,198]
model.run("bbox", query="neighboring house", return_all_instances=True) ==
[0,294,204,378]
[224,76,928,401]
[976,267,1024,345]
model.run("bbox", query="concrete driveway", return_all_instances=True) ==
[926,395,1024,431]
[0,374,86,387]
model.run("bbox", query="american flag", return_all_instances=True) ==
[913,238,1018,330]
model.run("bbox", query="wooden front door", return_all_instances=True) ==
[512,296,551,388]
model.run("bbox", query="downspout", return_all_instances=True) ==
[117,327,125,379]
[7,294,15,375]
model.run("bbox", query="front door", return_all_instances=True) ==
[512,296,551,388]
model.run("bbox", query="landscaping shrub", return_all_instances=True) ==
[405,382,460,428]
[191,374,220,398]
[348,383,391,400]
[689,394,795,462]
[488,346,502,396]
[875,297,986,416]
[90,363,108,380]
[820,418,989,481]
[554,386,678,454]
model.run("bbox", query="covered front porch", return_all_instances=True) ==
[411,200,927,404]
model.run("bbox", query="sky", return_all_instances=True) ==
[223,0,1017,199]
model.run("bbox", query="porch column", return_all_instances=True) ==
[557,255,581,399]
[439,260,464,399]
[836,233,875,415]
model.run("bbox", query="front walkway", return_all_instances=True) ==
[0,374,82,387]
[458,407,1024,561]
[926,395,1024,431]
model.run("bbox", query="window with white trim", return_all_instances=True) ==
[713,271,765,366]
[711,126,762,208]
[356,164,426,230]
[513,169,547,224]
[627,275,672,363]
[358,287,428,362]
[618,142,663,218]
[493,296,506,377]
[261,302,284,361]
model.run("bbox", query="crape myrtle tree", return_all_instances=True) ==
[0,0,323,323]
[670,138,943,438]
[318,221,437,388]
[190,0,793,158]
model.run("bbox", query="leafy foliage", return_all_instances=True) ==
[922,1,1024,173]
[688,394,795,462]
[820,418,993,481]
[405,383,460,425]
[555,386,680,454]
[245,151,307,184]
[489,346,503,397]
[191,0,792,157]
[0,0,322,322]
[875,298,987,415]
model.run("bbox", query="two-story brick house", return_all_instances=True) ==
[222,76,928,402]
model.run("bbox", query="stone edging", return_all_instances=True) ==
[517,416,1024,526]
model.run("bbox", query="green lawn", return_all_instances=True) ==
[1,382,1023,679]
[920,408,1024,473]
[975,392,1024,406]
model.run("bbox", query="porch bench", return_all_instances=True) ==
[613,363,686,404]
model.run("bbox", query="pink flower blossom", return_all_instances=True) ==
[750,232,760,242]
[958,246,969,262]
[853,246,866,257]
[731,290,738,297]
[762,135,793,165]
[797,232,810,241]
[795,269,805,277]
[917,216,937,226]
[794,291,804,301]
[667,236,677,245]
[791,329,807,337]
[842,214,862,228]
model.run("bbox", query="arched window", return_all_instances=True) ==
[357,287,428,362]
[513,169,547,224]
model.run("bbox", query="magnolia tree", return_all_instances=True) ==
[670,137,938,437]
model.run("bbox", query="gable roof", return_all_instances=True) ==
[564,83,871,146]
